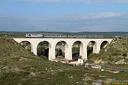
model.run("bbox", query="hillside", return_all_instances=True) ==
[88,37,128,66]
[0,37,128,85]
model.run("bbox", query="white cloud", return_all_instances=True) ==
[81,0,128,3]
[87,12,122,19]
[12,0,128,3]
[0,12,128,32]
[49,12,128,32]
[56,12,122,21]
[14,0,66,3]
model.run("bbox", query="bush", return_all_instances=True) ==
[122,53,127,57]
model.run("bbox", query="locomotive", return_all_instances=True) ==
[25,33,43,37]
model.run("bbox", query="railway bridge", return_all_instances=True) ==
[13,38,112,60]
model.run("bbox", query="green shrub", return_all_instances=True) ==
[122,53,127,57]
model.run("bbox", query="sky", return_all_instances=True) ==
[0,0,128,32]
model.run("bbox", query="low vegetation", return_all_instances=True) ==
[88,37,128,66]
[0,36,128,85]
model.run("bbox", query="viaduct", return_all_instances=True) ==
[13,38,113,61]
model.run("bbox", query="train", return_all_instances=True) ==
[25,33,104,38]
[25,33,87,38]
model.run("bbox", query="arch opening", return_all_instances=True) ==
[55,41,67,59]
[20,41,31,52]
[100,41,109,49]
[72,41,82,61]
[37,41,50,59]
[87,41,97,57]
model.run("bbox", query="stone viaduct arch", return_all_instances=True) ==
[37,41,50,58]
[13,38,112,61]
[72,41,83,60]
[20,41,31,51]
[87,41,97,54]
[100,41,109,49]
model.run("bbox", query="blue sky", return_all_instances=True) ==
[0,0,128,32]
